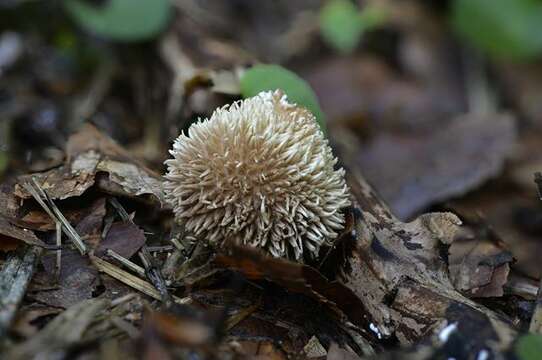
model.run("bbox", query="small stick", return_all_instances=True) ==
[170,237,184,251]
[21,182,55,220]
[108,198,132,223]
[139,247,171,304]
[110,316,140,339]
[106,249,145,277]
[55,221,62,281]
[24,179,87,254]
[146,245,174,253]
[110,293,138,308]
[38,184,87,254]
[90,255,189,305]
[101,215,115,240]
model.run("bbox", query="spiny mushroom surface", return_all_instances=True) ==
[164,90,350,260]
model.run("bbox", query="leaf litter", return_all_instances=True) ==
[2,1,542,358]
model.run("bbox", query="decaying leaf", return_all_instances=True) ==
[35,250,98,309]
[448,214,514,298]
[0,216,47,248]
[347,112,516,219]
[14,124,166,206]
[96,220,146,259]
[214,244,375,341]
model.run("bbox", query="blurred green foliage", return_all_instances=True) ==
[452,0,542,60]
[319,0,385,54]
[63,0,172,42]
[516,334,542,360]
[240,64,326,132]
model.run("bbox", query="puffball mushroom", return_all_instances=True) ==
[164,90,350,260]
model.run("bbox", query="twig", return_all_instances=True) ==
[90,255,189,305]
[506,274,539,299]
[106,249,146,277]
[0,246,42,338]
[101,214,115,240]
[110,293,139,308]
[55,221,62,281]
[21,181,55,220]
[139,247,171,304]
[170,237,184,251]
[106,249,145,276]
[110,316,140,339]
[108,197,132,223]
[146,245,174,253]
[23,179,87,254]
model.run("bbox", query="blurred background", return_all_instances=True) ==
[1,0,542,281]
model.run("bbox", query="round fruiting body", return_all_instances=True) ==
[164,90,350,260]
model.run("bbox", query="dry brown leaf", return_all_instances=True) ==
[340,112,516,219]
[96,220,146,259]
[214,244,374,341]
[448,218,513,298]
[35,250,98,309]
[14,124,166,206]
[0,216,47,248]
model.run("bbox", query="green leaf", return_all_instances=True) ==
[63,0,171,42]
[240,64,326,132]
[452,0,542,60]
[359,5,387,31]
[320,0,364,53]
[516,334,542,360]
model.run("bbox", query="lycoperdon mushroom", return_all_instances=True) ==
[164,90,350,260]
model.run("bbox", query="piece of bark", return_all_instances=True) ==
[339,169,517,351]
[0,246,42,338]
